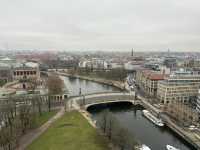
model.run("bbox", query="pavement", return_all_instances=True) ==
[16,107,65,150]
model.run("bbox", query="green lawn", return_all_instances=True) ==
[35,111,57,127]
[27,111,109,150]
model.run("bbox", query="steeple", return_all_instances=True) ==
[131,48,134,57]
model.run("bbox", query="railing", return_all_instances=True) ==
[72,93,134,107]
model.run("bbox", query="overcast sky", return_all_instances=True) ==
[0,0,200,51]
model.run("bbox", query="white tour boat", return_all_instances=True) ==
[166,145,180,150]
[142,110,164,127]
[139,144,151,150]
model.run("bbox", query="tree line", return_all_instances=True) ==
[68,68,128,82]
[0,75,66,150]
[0,95,46,150]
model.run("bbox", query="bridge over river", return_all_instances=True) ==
[68,92,139,109]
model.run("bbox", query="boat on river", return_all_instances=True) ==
[166,145,180,150]
[142,110,164,127]
[138,144,151,150]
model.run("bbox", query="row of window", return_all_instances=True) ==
[14,71,37,76]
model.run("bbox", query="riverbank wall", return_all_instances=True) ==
[162,115,200,150]
[137,96,200,149]
[57,72,127,91]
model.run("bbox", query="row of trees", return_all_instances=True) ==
[68,68,128,82]
[97,110,138,150]
[0,75,66,150]
[0,96,43,150]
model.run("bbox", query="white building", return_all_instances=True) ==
[79,58,109,70]
[124,61,143,71]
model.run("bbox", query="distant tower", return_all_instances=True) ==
[131,48,134,57]
[167,48,170,57]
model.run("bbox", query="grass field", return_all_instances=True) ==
[27,111,109,150]
[35,111,57,127]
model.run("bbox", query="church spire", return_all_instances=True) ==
[131,48,134,57]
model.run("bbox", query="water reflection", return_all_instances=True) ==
[60,76,120,96]
[88,103,196,150]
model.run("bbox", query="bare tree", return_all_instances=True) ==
[97,109,138,150]
[112,128,130,150]
[46,75,64,111]
[18,104,35,134]
[97,109,110,133]
[106,112,117,140]
[46,75,64,95]
[28,78,38,92]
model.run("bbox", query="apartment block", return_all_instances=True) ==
[157,75,200,104]
[136,69,165,97]
[164,101,199,125]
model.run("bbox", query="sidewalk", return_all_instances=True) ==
[16,107,65,150]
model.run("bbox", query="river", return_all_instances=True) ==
[61,76,196,150]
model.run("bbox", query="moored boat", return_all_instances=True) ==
[139,144,151,150]
[142,110,164,127]
[166,144,180,150]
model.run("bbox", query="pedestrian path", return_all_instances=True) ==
[16,107,65,150]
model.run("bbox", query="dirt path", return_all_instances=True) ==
[16,107,65,150]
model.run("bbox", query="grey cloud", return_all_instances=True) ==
[0,0,200,51]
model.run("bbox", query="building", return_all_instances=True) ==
[163,57,177,70]
[110,61,124,69]
[0,57,16,64]
[12,62,40,81]
[136,69,165,97]
[124,61,144,71]
[157,74,200,104]
[164,101,199,126]
[78,58,109,70]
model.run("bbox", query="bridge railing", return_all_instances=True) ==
[75,94,134,107]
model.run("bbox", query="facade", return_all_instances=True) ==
[79,59,109,70]
[124,61,143,71]
[110,62,124,69]
[164,101,199,125]
[163,57,177,70]
[12,62,40,81]
[136,69,165,97]
[157,75,200,104]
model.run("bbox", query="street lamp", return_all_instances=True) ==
[79,87,82,96]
